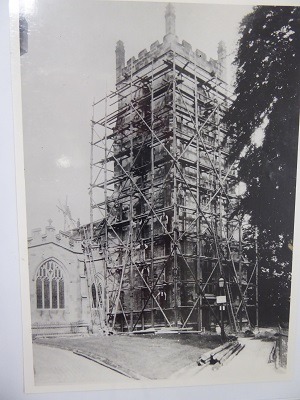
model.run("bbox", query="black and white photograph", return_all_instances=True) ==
[13,0,300,394]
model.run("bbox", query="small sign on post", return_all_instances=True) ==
[216,295,226,304]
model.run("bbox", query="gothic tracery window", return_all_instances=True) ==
[91,278,103,309]
[36,260,65,309]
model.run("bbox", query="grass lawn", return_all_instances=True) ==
[34,333,223,379]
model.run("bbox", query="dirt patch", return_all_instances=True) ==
[34,333,222,379]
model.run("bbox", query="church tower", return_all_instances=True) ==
[89,3,256,333]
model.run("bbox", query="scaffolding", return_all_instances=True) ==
[86,5,258,333]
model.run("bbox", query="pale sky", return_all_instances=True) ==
[21,0,252,233]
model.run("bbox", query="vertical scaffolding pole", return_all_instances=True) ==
[150,61,155,328]
[217,89,225,333]
[217,95,223,270]
[172,52,179,326]
[194,56,202,330]
[238,219,243,330]
[104,90,108,327]
[129,60,134,331]
[90,107,95,241]
[255,227,259,328]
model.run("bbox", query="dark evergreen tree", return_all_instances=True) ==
[224,6,300,324]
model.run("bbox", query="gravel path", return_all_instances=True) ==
[170,338,287,384]
[33,343,131,386]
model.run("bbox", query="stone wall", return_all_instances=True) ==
[28,224,90,336]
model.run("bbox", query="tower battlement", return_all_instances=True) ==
[119,38,225,84]
[28,223,82,253]
[116,4,226,84]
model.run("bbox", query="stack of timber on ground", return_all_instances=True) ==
[130,326,203,334]
[197,340,245,368]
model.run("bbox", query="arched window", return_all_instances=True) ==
[36,260,65,309]
[91,280,103,309]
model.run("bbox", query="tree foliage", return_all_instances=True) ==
[243,225,291,325]
[224,6,300,323]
